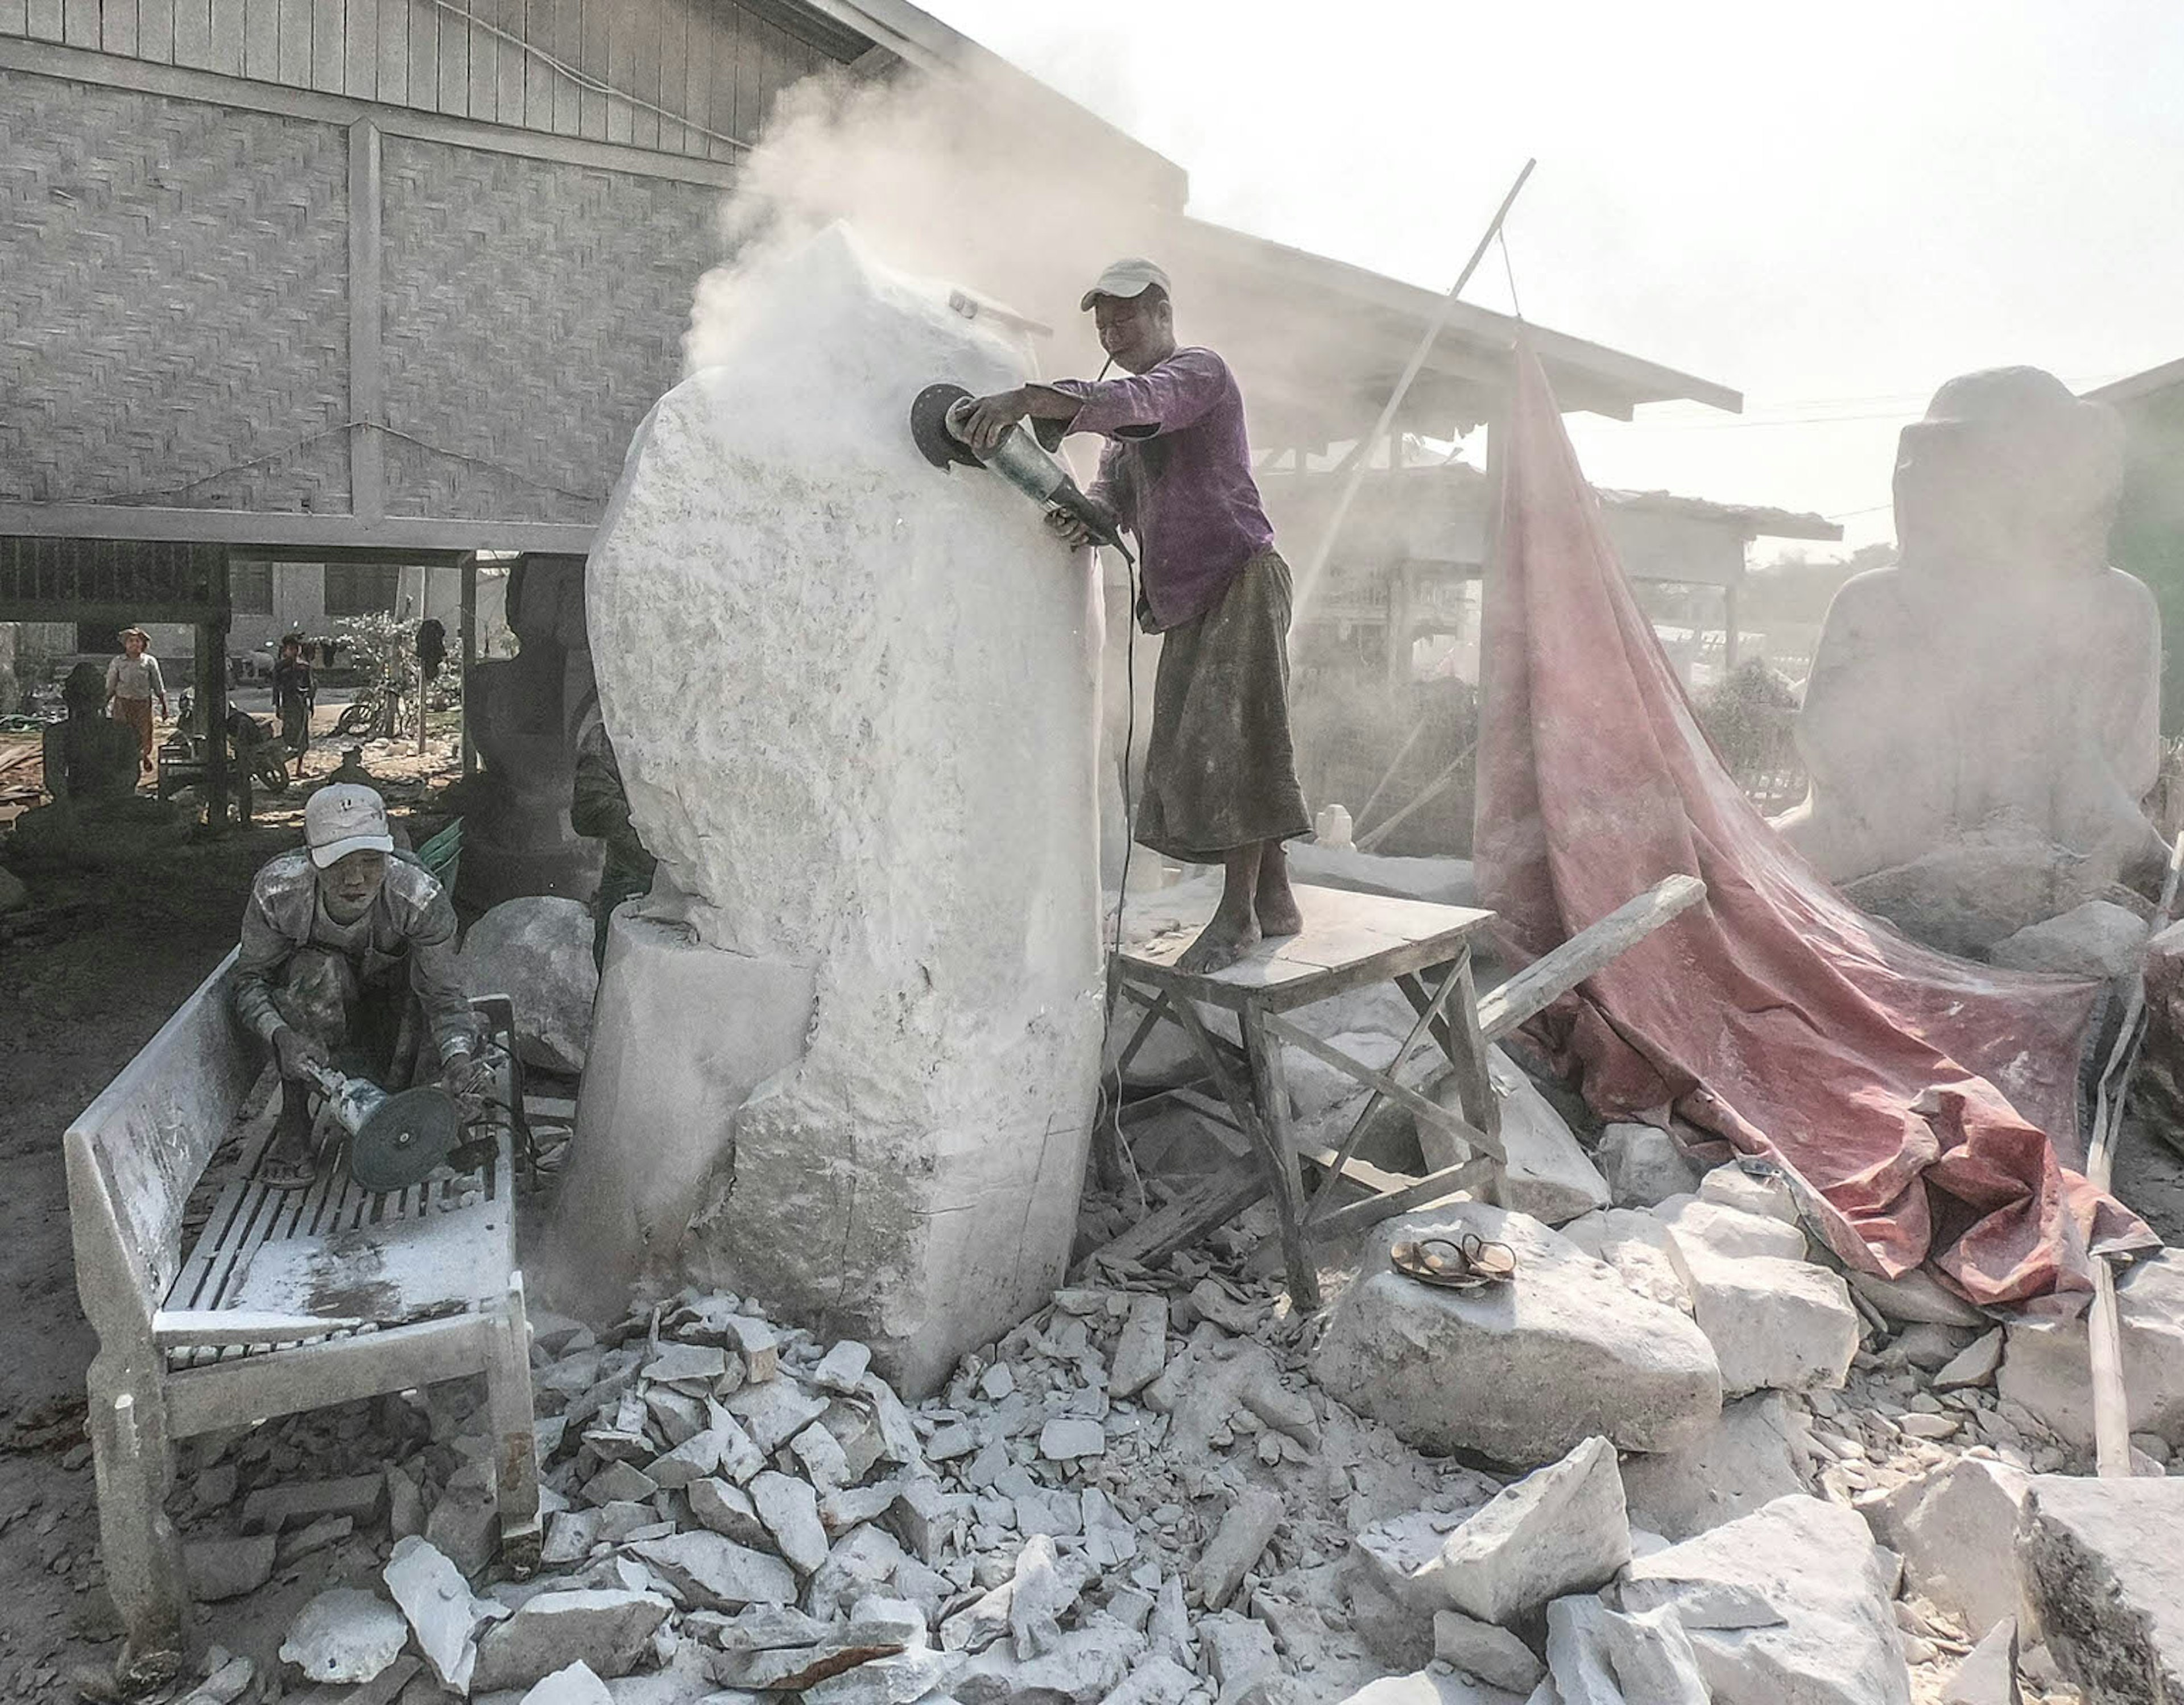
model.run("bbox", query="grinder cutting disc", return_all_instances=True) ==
[348,1086,462,1193]
[910,382,981,471]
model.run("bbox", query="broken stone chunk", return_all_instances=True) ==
[689,1476,772,1548]
[813,1340,874,1393]
[1432,1607,1545,1694]
[2018,1474,2184,1702]
[1597,1123,1699,1209]
[1934,1328,2006,1392]
[629,1531,799,1610]
[645,1428,726,1491]
[279,1588,410,1686]
[515,1660,614,1705]
[1620,1392,1810,1542]
[1038,1417,1106,1462]
[242,1473,388,1535]
[582,1460,660,1508]
[1942,1617,2022,1705]
[1695,1161,1800,1224]
[751,1470,830,1575]
[725,1378,830,1454]
[1676,1249,1859,1396]
[1656,1195,1809,1264]
[799,1648,963,1704]
[384,1536,502,1694]
[185,1534,276,1603]
[1110,1293,1170,1400]
[1192,1488,1284,1610]
[1545,1595,1709,1704]
[726,1316,780,1383]
[1615,1495,1912,1705]
[1312,1205,1722,1463]
[1434,1436,1630,1627]
[470,1589,674,1692]
[792,1420,854,1490]
[642,1342,729,1387]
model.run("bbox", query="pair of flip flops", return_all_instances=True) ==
[1389,1234,1518,1290]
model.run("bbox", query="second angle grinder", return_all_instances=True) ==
[910,382,1134,564]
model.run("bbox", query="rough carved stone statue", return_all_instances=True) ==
[1777,367,2166,954]
[11,663,190,866]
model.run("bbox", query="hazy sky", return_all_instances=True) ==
[921,0,2184,552]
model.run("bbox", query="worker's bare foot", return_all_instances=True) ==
[1177,910,1261,974]
[1256,847,1304,938]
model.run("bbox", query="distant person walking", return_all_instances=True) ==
[273,633,316,777]
[105,625,168,774]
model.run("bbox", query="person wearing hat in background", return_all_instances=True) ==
[104,626,169,775]
[233,782,489,1187]
[961,258,1310,972]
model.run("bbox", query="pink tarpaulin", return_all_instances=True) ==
[1474,342,2152,1307]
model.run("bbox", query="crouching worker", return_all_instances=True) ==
[233,783,490,1187]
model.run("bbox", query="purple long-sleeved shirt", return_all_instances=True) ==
[1049,347,1276,631]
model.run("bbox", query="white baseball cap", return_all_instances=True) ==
[305,783,395,868]
[1080,258,1173,312]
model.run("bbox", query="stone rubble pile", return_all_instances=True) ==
[161,1072,2184,1705]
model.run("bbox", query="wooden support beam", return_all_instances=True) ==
[1263,1008,1503,1164]
[1070,1165,1268,1281]
[1476,874,1707,1042]
[348,117,384,525]
[1306,1156,1498,1243]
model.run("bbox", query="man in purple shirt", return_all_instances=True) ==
[963,258,1310,972]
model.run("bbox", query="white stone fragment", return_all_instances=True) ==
[1941,1617,2021,1705]
[812,1340,874,1394]
[516,1660,614,1705]
[2018,1475,2184,1699]
[469,1589,673,1694]
[1193,1489,1285,1609]
[1620,1391,1811,1541]
[1695,1162,1800,1224]
[627,1532,799,1609]
[1312,1205,1722,1463]
[458,897,598,1074]
[1434,1437,1631,1627]
[278,1589,410,1686]
[1999,1250,2184,1449]
[1615,1495,1912,1705]
[1656,1195,1809,1264]
[1545,1595,1708,1704]
[1039,1417,1106,1462]
[1676,1250,1860,1396]
[1433,1608,1545,1693]
[1110,1293,1170,1399]
[383,1536,502,1694]
[1596,1124,1698,1209]
[1476,1047,1611,1226]
[751,1470,830,1575]
[1934,1328,2005,1392]
[688,1477,772,1549]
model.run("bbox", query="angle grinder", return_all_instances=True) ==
[295,1058,464,1193]
[909,382,1135,564]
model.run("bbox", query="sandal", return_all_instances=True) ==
[1459,1233,1517,1284]
[1390,1236,1490,1290]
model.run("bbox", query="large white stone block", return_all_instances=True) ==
[574,227,1106,1395]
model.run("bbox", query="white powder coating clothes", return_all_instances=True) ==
[581,225,1107,1393]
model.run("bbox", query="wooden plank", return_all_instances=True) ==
[1306,1157,1498,1244]
[309,0,340,90]
[101,0,140,55]
[342,0,373,98]
[493,0,523,126]
[1305,955,1475,1222]
[1446,953,1501,1144]
[677,0,705,154]
[171,0,207,63]
[154,1308,367,1347]
[458,0,490,121]
[60,0,93,45]
[1244,1007,1320,1310]
[522,0,551,129]
[577,0,606,137]
[372,0,401,103]
[2090,1259,2132,1478]
[625,0,655,148]
[243,0,277,77]
[1476,874,1707,1042]
[404,0,435,113]
[434,0,465,113]
[138,0,172,56]
[652,0,682,150]
[1071,1165,1268,1281]
[348,118,384,523]
[551,0,577,134]
[208,0,239,71]
[705,0,733,157]
[601,0,628,142]
[1261,1009,1504,1164]
[24,0,61,38]
[0,0,32,37]
[275,0,308,82]
[730,0,756,144]
[167,1312,490,1436]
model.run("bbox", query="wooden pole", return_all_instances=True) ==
[1293,159,1537,625]
[2082,831,2184,1478]
[1356,739,1479,853]
[458,554,478,778]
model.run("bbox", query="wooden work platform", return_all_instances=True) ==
[1095,874,1709,1309]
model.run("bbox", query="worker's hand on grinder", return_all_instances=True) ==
[439,1049,493,1104]
[960,388,1029,453]
[1044,508,1099,550]
[272,1025,329,1081]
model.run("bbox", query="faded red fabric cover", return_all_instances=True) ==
[1474,344,2151,1307]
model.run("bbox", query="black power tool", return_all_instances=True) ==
[909,383,1134,564]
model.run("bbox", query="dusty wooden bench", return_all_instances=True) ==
[66,946,540,1682]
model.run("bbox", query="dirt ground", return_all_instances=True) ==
[0,718,464,1698]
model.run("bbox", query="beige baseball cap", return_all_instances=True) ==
[305,783,395,868]
[1080,257,1173,312]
